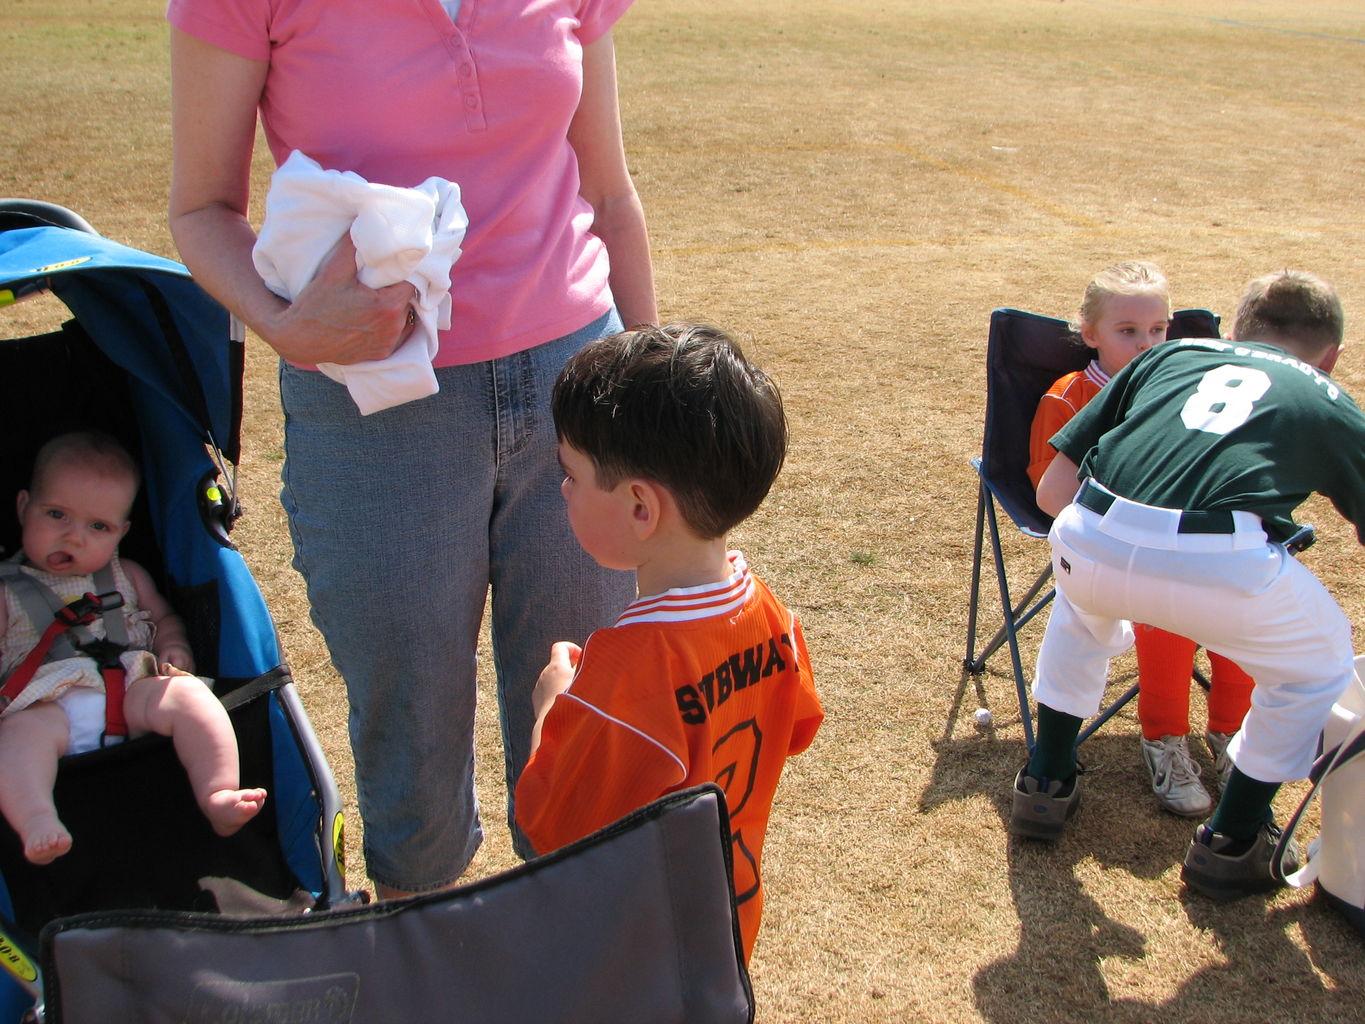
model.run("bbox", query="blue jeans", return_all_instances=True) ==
[279,309,635,892]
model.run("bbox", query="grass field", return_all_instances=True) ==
[5,1,1365,1021]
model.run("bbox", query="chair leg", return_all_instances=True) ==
[984,494,1038,753]
[965,473,1088,755]
[1076,682,1139,747]
[964,481,988,670]
[965,482,1055,674]
[1073,653,1208,750]
[972,564,1053,669]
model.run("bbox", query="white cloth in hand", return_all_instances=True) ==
[252,150,467,415]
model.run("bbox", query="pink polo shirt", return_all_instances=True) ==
[167,0,632,366]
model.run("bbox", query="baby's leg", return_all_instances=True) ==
[0,702,73,863]
[125,672,267,836]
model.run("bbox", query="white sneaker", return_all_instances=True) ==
[1140,735,1212,817]
[1205,730,1236,788]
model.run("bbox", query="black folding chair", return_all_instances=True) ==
[41,786,753,1024]
[964,307,1220,751]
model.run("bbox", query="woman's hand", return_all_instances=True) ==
[267,236,417,366]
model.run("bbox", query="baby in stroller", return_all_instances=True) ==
[0,431,266,864]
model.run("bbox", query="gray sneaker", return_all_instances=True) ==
[1181,821,1301,901]
[1140,734,1212,816]
[1205,730,1236,788]
[1009,768,1080,840]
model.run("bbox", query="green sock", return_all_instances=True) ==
[1208,768,1281,839]
[1026,704,1083,782]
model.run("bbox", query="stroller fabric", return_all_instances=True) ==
[1,217,347,1022]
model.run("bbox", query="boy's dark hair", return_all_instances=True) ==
[553,322,787,539]
[1233,269,1344,357]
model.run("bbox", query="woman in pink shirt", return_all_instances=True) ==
[168,0,656,898]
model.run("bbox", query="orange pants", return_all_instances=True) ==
[1134,624,1254,739]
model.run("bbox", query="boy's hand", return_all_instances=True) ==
[528,642,583,757]
[532,642,582,715]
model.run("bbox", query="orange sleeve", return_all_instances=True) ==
[785,613,822,757]
[515,635,688,856]
[1026,371,1101,491]
[1027,390,1075,491]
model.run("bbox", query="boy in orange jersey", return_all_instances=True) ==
[515,322,823,961]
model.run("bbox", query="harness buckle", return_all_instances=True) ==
[78,638,127,670]
[55,589,126,627]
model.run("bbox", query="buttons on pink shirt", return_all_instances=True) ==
[444,30,486,131]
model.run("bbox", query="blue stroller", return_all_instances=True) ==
[0,203,753,1024]
[0,201,354,1022]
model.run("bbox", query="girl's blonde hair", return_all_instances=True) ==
[1074,260,1170,338]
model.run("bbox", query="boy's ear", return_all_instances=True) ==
[1316,343,1343,375]
[16,489,29,521]
[627,478,666,539]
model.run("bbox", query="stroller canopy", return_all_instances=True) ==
[0,223,239,465]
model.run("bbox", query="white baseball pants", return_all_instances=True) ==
[1034,496,1353,782]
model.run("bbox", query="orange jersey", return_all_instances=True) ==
[1026,360,1109,490]
[515,552,823,961]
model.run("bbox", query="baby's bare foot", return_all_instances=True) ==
[203,788,268,837]
[24,817,73,865]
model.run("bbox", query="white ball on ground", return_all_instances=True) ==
[973,707,993,727]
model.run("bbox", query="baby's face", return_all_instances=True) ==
[17,469,133,577]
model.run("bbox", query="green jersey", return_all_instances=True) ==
[1052,338,1365,543]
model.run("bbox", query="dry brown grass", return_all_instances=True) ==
[5,0,1365,1020]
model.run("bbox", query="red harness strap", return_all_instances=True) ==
[0,615,75,711]
[0,591,128,740]
[100,662,128,739]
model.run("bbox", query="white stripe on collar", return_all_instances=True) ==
[1083,359,1111,389]
[615,552,754,626]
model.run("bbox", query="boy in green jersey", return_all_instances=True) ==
[1011,269,1364,900]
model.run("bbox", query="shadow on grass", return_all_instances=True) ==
[923,670,1362,1024]
[972,885,1363,1024]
